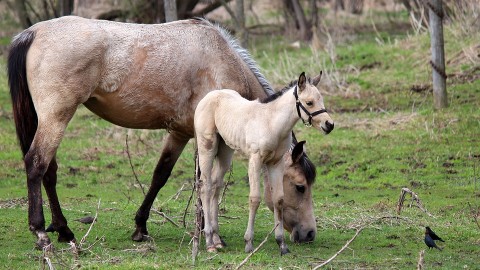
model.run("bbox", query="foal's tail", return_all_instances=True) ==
[7,30,37,156]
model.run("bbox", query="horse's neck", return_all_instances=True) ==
[266,88,299,137]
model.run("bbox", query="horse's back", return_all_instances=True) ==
[22,16,265,132]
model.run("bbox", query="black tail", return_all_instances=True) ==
[7,30,37,156]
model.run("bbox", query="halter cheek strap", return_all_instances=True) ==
[293,86,328,127]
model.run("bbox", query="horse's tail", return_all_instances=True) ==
[8,30,37,156]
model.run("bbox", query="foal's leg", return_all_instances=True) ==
[210,140,234,248]
[43,157,75,243]
[266,161,289,255]
[197,133,219,252]
[244,153,262,253]
[132,132,189,241]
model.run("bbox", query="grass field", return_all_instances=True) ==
[0,10,479,269]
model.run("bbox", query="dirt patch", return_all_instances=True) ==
[0,197,28,209]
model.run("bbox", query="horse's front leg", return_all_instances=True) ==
[132,132,189,241]
[267,161,289,255]
[244,153,262,253]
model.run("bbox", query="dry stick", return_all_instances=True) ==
[151,208,180,228]
[192,150,202,264]
[417,249,425,270]
[79,199,101,246]
[235,223,279,270]
[397,187,435,217]
[125,134,146,196]
[183,180,196,228]
[312,226,364,269]
[467,202,480,230]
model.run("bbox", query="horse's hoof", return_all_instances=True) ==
[35,237,52,251]
[280,247,290,256]
[207,246,217,253]
[245,243,254,253]
[45,223,55,233]
[131,230,149,242]
[214,237,227,249]
[57,229,75,243]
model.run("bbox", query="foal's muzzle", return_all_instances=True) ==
[322,121,334,134]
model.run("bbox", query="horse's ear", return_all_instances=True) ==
[298,72,306,91]
[312,71,323,86]
[292,140,306,163]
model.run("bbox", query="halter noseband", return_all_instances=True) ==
[293,86,328,127]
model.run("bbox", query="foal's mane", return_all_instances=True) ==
[260,76,316,104]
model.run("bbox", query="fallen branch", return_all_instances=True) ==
[312,226,364,269]
[397,187,435,217]
[417,249,425,270]
[192,150,202,264]
[151,208,180,228]
[125,134,146,196]
[235,223,279,270]
[79,199,101,246]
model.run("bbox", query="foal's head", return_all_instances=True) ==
[294,72,334,134]
[264,140,317,243]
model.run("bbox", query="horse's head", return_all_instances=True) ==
[264,141,317,243]
[295,71,334,134]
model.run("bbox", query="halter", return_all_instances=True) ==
[293,86,328,127]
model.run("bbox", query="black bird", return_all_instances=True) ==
[75,216,96,224]
[424,226,444,250]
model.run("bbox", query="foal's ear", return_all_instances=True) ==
[292,140,306,163]
[312,71,323,86]
[298,72,307,91]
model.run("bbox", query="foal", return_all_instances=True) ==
[194,72,334,255]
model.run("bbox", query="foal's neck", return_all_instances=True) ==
[266,87,300,137]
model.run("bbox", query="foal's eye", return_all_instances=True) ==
[296,185,306,193]
[306,101,313,106]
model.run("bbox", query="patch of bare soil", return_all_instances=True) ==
[0,197,28,209]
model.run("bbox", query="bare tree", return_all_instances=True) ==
[428,0,448,109]
[235,0,247,47]
[164,0,177,22]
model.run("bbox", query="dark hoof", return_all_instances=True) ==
[45,223,55,233]
[131,229,149,242]
[280,248,290,256]
[57,228,75,243]
[36,238,52,251]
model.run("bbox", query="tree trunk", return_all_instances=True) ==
[291,0,310,40]
[164,0,177,22]
[429,0,448,109]
[57,0,73,16]
[13,0,32,28]
[235,0,247,47]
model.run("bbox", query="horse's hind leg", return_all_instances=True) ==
[210,139,234,249]
[197,132,219,252]
[244,153,262,253]
[43,157,75,242]
[26,111,76,248]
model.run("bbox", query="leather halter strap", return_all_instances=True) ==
[293,86,328,127]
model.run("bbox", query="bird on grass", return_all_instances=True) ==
[75,216,96,224]
[424,226,444,251]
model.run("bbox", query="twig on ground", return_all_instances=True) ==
[125,134,146,196]
[235,223,279,270]
[312,226,364,269]
[397,187,435,217]
[417,249,425,270]
[467,202,480,230]
[192,150,202,264]
[79,199,101,247]
[151,208,180,228]
[183,180,195,228]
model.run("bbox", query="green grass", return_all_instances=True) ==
[1,12,480,269]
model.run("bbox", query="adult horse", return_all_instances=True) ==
[8,16,319,249]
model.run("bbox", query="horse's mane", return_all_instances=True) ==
[194,18,275,96]
[260,76,315,104]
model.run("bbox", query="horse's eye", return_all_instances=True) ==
[296,185,305,193]
[306,101,313,106]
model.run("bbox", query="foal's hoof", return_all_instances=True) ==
[214,237,227,249]
[45,223,55,233]
[207,246,217,253]
[245,243,254,253]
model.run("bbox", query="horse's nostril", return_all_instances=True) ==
[326,121,334,131]
[306,230,315,242]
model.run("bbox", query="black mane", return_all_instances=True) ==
[292,133,316,185]
[260,76,315,104]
